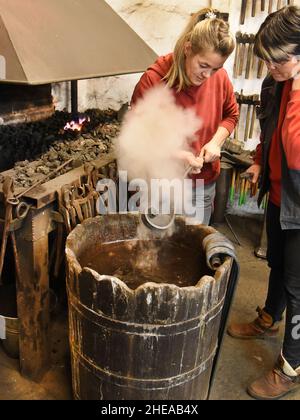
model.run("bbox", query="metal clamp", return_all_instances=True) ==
[16,202,32,220]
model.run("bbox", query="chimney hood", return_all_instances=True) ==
[0,0,157,85]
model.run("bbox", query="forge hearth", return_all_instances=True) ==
[0,103,121,381]
[0,109,120,187]
[0,148,117,381]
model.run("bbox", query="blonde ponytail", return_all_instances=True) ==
[164,8,235,92]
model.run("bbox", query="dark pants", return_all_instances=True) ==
[265,201,300,369]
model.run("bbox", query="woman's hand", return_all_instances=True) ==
[174,150,204,173]
[246,164,262,184]
[200,140,221,163]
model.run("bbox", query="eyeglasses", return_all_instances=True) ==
[265,61,287,69]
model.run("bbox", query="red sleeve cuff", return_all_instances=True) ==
[220,121,235,135]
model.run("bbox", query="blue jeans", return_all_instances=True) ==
[185,182,216,226]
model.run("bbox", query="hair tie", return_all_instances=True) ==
[205,11,217,19]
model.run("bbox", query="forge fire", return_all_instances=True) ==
[0,109,120,188]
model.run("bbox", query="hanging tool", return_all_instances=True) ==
[239,177,246,206]
[230,169,237,205]
[240,171,254,181]
[257,59,265,79]
[261,0,266,11]
[277,0,282,10]
[233,32,242,79]
[0,177,17,284]
[236,91,244,143]
[252,0,257,17]
[268,0,274,13]
[249,94,260,139]
[241,0,248,24]
[239,34,248,77]
[245,34,255,79]
[244,95,253,143]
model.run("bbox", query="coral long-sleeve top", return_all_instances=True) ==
[131,53,239,184]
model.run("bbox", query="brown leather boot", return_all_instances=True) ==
[248,354,300,400]
[227,307,280,340]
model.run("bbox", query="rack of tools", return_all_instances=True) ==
[240,0,295,25]
[233,32,266,79]
[234,92,260,144]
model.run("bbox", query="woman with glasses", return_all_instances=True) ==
[228,5,300,400]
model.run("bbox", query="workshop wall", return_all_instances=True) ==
[53,0,299,152]
[51,0,300,217]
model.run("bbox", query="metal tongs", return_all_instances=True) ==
[143,164,197,231]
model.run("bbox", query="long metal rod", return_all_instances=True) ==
[71,80,78,120]
[225,215,242,246]
[16,158,74,200]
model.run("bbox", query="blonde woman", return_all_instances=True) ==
[228,6,300,400]
[131,8,239,225]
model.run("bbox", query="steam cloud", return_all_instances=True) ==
[115,84,202,183]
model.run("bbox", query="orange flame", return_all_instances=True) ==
[64,117,89,131]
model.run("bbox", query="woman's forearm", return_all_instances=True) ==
[210,126,230,147]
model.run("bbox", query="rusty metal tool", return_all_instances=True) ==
[15,201,31,220]
[269,0,274,13]
[244,95,253,143]
[252,53,258,74]
[252,0,257,16]
[241,0,248,24]
[239,34,248,77]
[234,32,242,79]
[16,158,74,201]
[0,177,16,284]
[225,215,242,246]
[249,94,260,138]
[261,0,266,11]
[234,92,241,141]
[257,59,265,79]
[245,34,255,79]
[83,163,97,216]
[61,186,75,232]
[240,171,254,181]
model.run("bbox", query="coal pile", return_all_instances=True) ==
[0,109,120,188]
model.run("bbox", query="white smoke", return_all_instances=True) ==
[115,84,202,182]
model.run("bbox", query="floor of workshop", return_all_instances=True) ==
[0,215,299,401]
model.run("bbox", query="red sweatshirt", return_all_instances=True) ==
[254,80,294,207]
[131,53,239,184]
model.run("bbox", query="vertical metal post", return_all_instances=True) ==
[71,80,78,121]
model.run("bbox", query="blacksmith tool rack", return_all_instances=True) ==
[234,91,261,144]
[240,0,294,25]
[0,153,116,381]
[234,32,266,79]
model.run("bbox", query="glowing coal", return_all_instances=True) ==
[64,117,90,132]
